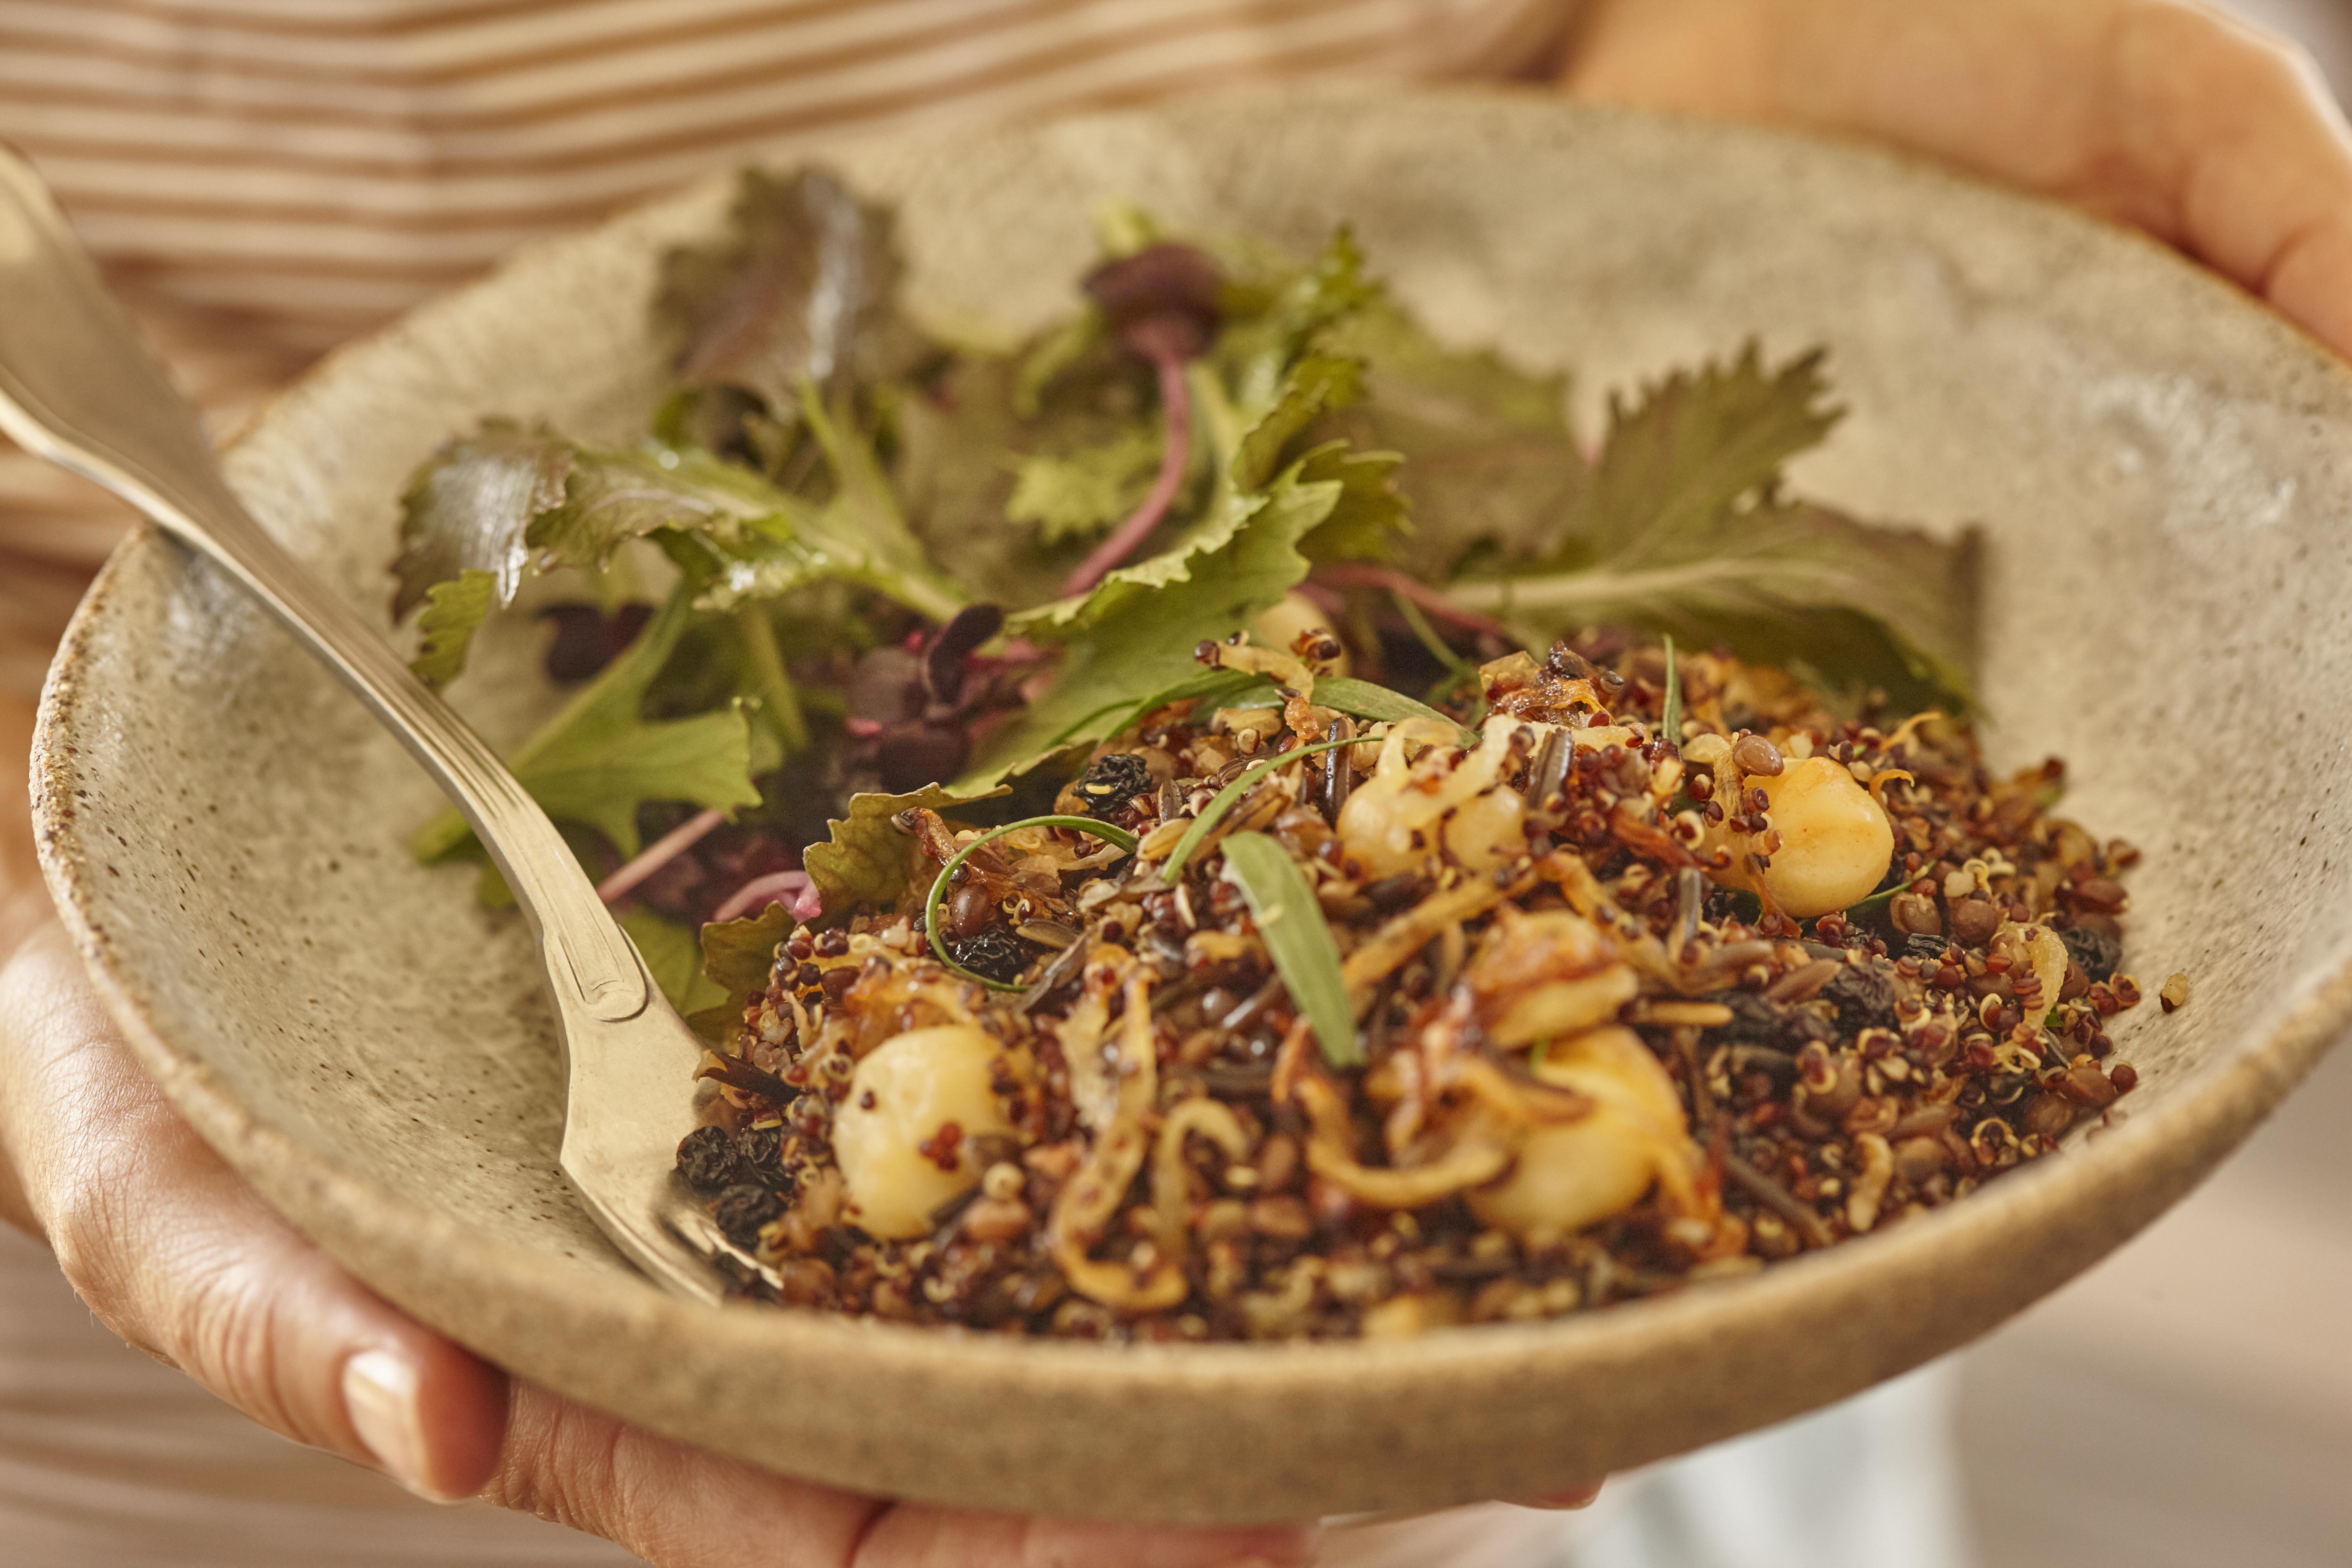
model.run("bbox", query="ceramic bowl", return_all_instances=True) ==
[33,90,2352,1523]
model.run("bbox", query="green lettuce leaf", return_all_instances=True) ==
[791,383,955,593]
[414,576,762,863]
[522,443,791,571]
[1212,226,1379,409]
[683,903,792,1039]
[1446,344,1979,709]
[1230,353,1363,493]
[803,782,1006,915]
[408,569,496,692]
[621,907,730,1016]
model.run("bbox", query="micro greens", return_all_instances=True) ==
[924,814,1139,990]
[1158,735,1364,885]
[1218,830,1360,1068]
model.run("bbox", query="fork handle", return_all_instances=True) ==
[0,146,647,1024]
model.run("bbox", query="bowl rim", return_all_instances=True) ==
[28,85,2352,1501]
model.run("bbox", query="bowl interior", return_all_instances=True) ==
[34,91,2352,1522]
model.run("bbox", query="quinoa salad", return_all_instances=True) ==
[392,167,2164,1341]
[675,637,2145,1339]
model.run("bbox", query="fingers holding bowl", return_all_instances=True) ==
[0,920,511,1502]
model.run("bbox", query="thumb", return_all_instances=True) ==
[3,922,509,1501]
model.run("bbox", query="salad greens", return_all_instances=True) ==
[390,164,1981,1008]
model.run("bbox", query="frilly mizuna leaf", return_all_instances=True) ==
[683,902,793,1039]
[1447,344,1980,709]
[413,575,761,863]
[802,782,1007,916]
[408,569,496,692]
[1006,422,1164,544]
[958,452,1348,789]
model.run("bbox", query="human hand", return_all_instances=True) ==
[0,694,1312,1568]
[1563,0,2352,360]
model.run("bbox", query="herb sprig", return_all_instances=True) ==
[1218,831,1359,1068]
[923,816,1139,990]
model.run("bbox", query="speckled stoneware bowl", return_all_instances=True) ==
[31,90,2352,1522]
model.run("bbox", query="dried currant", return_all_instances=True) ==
[947,928,1031,984]
[675,1125,742,1191]
[734,1125,793,1193]
[1820,962,1899,1033]
[2058,924,2121,983]
[1073,752,1154,820]
[714,1184,785,1248]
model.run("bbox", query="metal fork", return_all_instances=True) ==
[0,145,743,1305]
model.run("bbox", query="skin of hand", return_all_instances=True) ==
[1562,0,2352,361]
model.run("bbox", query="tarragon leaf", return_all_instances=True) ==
[803,782,1007,915]
[408,569,496,692]
[1311,676,1476,744]
[1220,831,1359,1068]
[1036,669,1277,757]
[413,576,761,863]
[1448,345,1980,709]
[682,902,792,1039]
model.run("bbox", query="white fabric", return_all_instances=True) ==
[1564,1364,1975,1568]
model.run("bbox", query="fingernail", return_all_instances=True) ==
[343,1348,462,1504]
